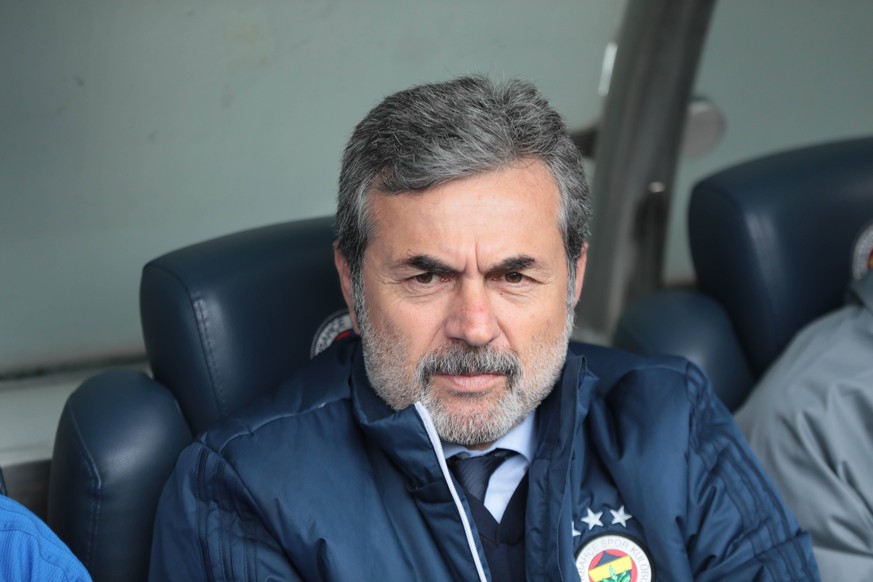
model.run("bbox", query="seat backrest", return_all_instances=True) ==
[48,216,348,582]
[690,136,873,376]
[614,136,873,409]
[141,216,346,434]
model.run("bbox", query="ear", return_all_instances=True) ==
[333,243,361,334]
[571,243,588,307]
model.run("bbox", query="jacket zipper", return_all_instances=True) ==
[414,402,488,582]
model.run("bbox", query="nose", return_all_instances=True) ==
[444,280,501,347]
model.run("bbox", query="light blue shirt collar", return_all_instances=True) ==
[441,412,536,523]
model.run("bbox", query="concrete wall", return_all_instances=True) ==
[3,0,872,371]
[1,0,623,371]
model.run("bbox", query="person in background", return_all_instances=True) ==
[737,223,873,581]
[150,75,818,581]
[1,488,91,581]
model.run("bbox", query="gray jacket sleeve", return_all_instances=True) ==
[736,283,873,580]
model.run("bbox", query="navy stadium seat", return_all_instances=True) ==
[47,217,347,582]
[613,136,873,410]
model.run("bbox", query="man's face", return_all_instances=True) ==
[336,160,586,448]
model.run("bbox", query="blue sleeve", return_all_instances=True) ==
[149,441,303,582]
[682,363,821,581]
[0,495,92,582]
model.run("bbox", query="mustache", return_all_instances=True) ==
[417,343,522,386]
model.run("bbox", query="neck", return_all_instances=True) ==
[464,441,494,452]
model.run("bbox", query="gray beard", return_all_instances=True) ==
[357,296,574,447]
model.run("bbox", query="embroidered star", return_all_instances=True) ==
[572,524,583,537]
[610,505,633,527]
[580,508,603,530]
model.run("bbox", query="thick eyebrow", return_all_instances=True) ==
[390,254,541,276]
[392,254,458,276]
[490,255,538,274]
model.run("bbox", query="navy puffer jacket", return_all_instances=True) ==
[149,338,819,581]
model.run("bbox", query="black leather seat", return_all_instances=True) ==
[613,136,873,411]
[47,216,347,582]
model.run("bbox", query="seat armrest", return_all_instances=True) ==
[48,370,192,582]
[612,291,755,411]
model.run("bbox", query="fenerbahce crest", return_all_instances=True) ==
[576,534,653,582]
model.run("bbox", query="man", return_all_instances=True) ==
[736,234,873,581]
[150,76,818,580]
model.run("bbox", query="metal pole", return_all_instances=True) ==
[577,0,717,341]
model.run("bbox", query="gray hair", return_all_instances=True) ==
[335,75,591,288]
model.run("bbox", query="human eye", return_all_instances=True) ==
[406,272,451,291]
[504,271,524,284]
[402,271,453,297]
[492,270,537,293]
[414,272,436,285]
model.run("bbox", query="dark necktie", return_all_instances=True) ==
[448,448,516,501]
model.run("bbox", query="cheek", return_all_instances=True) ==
[501,299,568,343]
[369,301,446,364]
[374,294,450,341]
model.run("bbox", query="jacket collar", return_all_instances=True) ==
[523,347,595,579]
[348,340,594,493]
[350,344,448,487]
